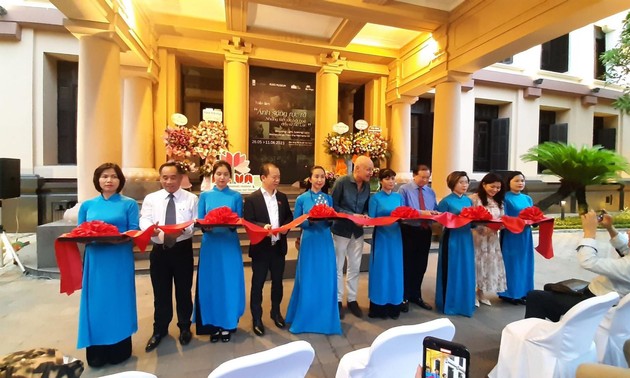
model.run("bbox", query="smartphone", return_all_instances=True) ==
[597,210,606,222]
[422,336,470,378]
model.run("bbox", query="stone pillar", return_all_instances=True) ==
[389,95,418,181]
[223,37,251,155]
[315,53,345,169]
[122,75,157,180]
[432,81,462,200]
[76,35,123,202]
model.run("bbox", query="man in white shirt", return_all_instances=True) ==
[140,162,198,351]
[243,163,293,336]
[525,210,630,321]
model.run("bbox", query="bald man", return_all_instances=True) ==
[331,155,374,318]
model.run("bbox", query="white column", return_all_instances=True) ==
[77,35,122,201]
[65,35,122,221]
[389,95,417,181]
[122,75,157,179]
[432,81,462,200]
[315,65,342,168]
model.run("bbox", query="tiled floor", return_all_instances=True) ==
[0,228,615,378]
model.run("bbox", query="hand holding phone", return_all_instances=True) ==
[597,210,607,222]
[422,336,470,378]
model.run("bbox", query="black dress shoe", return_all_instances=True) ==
[253,319,265,336]
[221,330,231,342]
[411,298,433,310]
[271,313,286,328]
[145,334,162,352]
[210,330,220,343]
[347,301,363,318]
[401,300,409,313]
[338,302,345,320]
[179,329,192,345]
[499,295,520,305]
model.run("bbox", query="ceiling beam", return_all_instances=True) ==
[225,0,247,32]
[151,12,399,61]
[362,0,391,4]
[249,0,447,31]
[329,19,366,47]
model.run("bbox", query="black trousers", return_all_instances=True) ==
[401,224,433,301]
[524,287,595,322]
[250,244,285,321]
[85,336,131,367]
[149,238,194,335]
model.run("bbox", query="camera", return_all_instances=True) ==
[597,210,606,222]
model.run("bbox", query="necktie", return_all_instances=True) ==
[164,193,177,247]
[419,187,429,229]
[418,187,426,210]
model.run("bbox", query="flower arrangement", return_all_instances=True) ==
[172,159,197,174]
[164,126,193,158]
[198,160,213,178]
[164,120,229,161]
[352,131,389,160]
[190,121,229,160]
[324,133,353,158]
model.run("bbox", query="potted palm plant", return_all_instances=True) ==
[521,142,629,214]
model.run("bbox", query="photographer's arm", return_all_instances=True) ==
[577,211,630,281]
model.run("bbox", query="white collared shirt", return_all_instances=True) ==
[140,188,199,244]
[577,232,630,296]
[261,188,280,243]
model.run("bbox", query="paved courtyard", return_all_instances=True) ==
[0,227,615,378]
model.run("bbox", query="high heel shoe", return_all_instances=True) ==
[210,330,220,343]
[221,330,231,342]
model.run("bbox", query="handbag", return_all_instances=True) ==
[543,278,590,296]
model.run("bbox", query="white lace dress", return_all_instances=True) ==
[469,194,507,293]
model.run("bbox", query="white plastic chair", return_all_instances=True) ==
[335,318,456,378]
[207,340,315,378]
[489,291,620,378]
[99,372,157,378]
[595,292,630,367]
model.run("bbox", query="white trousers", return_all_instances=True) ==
[333,233,364,302]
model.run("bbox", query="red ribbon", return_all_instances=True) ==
[54,220,193,295]
[501,206,554,259]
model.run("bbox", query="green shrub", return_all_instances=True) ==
[552,208,630,229]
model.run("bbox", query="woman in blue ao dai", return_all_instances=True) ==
[196,160,245,342]
[499,171,534,305]
[435,171,476,317]
[367,168,404,319]
[77,163,139,367]
[286,165,341,334]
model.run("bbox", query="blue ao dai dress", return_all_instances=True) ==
[286,190,341,334]
[77,193,139,348]
[436,193,476,317]
[499,191,535,300]
[367,190,404,306]
[196,186,245,331]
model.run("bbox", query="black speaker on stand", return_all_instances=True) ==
[0,158,20,200]
[0,158,25,272]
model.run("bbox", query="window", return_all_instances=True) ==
[594,26,606,80]
[541,34,569,73]
[57,61,78,165]
[473,104,509,172]
[593,116,616,150]
[410,98,433,169]
[538,110,568,173]
[498,56,513,64]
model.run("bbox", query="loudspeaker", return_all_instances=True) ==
[0,158,20,200]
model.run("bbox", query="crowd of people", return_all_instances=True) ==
[74,160,545,367]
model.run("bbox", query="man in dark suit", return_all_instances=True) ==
[243,162,293,336]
